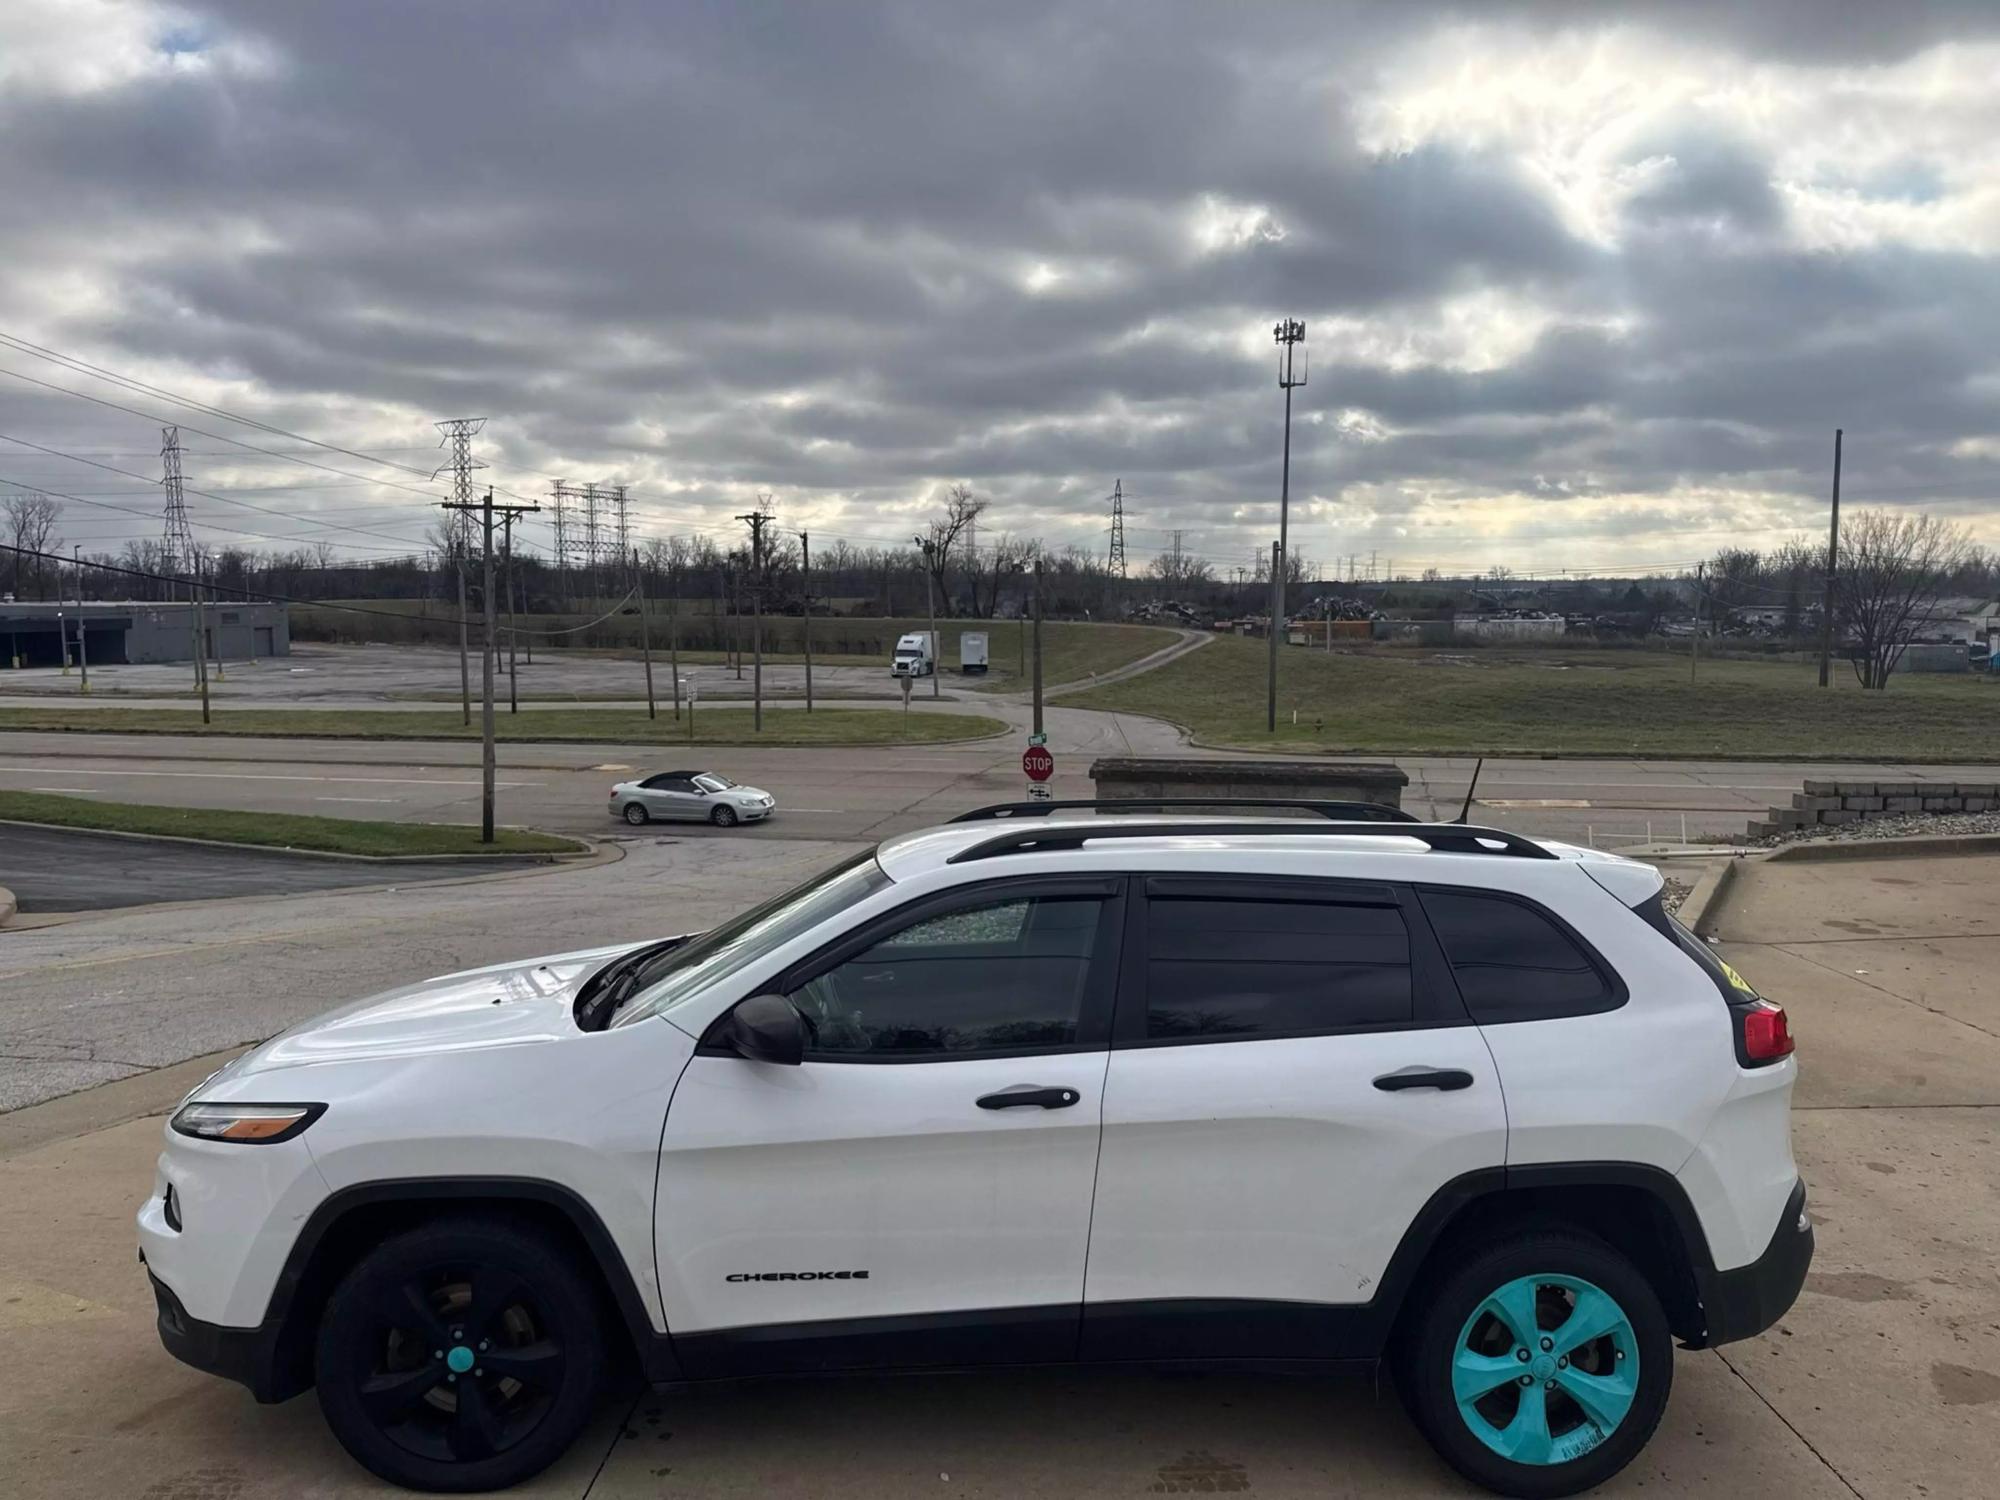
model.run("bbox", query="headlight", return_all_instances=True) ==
[170,1101,325,1144]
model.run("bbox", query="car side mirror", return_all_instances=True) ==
[726,994,806,1066]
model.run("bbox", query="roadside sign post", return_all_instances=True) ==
[687,676,697,742]
[1023,744,1054,801]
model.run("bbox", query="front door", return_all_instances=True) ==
[640,774,705,820]
[1082,874,1507,1359]
[657,877,1125,1376]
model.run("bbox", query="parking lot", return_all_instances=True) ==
[0,846,1994,1496]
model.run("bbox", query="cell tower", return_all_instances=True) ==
[160,425,196,589]
[433,417,487,558]
[1107,478,1128,578]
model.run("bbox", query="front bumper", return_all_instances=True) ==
[1699,1178,1814,1346]
[148,1269,298,1403]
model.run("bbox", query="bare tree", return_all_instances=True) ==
[3,491,63,600]
[1835,510,1974,689]
[966,534,1036,617]
[922,484,986,618]
[1768,537,1819,637]
[1147,547,1215,592]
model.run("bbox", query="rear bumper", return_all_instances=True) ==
[148,1270,298,1403]
[1698,1178,1814,1346]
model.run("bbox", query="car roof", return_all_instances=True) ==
[873,814,1658,901]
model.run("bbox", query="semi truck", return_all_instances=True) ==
[890,631,937,678]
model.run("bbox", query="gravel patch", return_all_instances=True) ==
[1661,875,1694,914]
[1749,809,2000,849]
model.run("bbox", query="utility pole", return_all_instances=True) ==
[71,545,89,694]
[205,559,224,682]
[799,530,814,713]
[1818,428,1843,688]
[915,535,941,700]
[1268,318,1307,733]
[1691,561,1705,682]
[669,556,683,721]
[191,553,210,725]
[1031,554,1046,738]
[501,512,520,714]
[633,547,656,720]
[442,487,537,843]
[737,508,771,731]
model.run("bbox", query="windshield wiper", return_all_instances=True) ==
[576,940,682,1031]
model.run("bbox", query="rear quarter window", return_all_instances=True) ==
[1418,888,1622,1024]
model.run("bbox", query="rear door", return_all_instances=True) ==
[1082,874,1506,1359]
[657,876,1125,1375]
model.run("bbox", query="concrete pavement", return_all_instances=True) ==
[10,849,1992,1495]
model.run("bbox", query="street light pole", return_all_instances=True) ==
[1268,317,1307,734]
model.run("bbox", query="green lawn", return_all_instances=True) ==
[0,705,1007,747]
[1069,637,2000,758]
[0,790,581,857]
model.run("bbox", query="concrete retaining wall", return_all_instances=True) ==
[1746,778,1999,838]
[1089,757,1408,809]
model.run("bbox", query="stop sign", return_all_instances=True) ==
[1022,745,1055,782]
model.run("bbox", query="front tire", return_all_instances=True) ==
[621,802,649,826]
[709,804,738,827]
[1397,1230,1671,1498]
[315,1218,605,1493]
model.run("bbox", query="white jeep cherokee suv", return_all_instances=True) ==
[138,803,1810,1498]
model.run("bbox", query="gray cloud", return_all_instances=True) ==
[1,0,1997,574]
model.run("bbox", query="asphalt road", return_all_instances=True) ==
[0,823,527,913]
[4,726,1998,850]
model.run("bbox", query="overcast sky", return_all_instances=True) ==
[3,0,1998,580]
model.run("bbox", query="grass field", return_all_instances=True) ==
[1069,637,2000,758]
[0,705,1007,747]
[0,790,580,857]
[295,605,1177,691]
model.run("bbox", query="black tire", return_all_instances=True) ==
[315,1218,605,1493]
[622,803,649,826]
[709,804,738,827]
[1396,1229,1671,1499]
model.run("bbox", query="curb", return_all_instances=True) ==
[1676,857,1743,937]
[1763,831,2000,863]
[0,816,590,864]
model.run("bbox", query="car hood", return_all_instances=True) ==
[217,939,666,1081]
[725,785,772,802]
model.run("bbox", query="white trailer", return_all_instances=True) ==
[959,630,989,674]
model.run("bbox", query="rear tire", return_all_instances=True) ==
[622,803,649,826]
[1396,1229,1671,1499]
[709,805,738,827]
[314,1218,605,1494]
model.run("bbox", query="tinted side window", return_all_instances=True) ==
[790,895,1105,1057]
[1419,889,1618,1023]
[1144,896,1412,1040]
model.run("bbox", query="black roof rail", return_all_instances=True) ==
[944,820,1558,865]
[951,798,1417,824]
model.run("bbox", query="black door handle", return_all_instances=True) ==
[976,1085,1081,1110]
[1373,1067,1474,1093]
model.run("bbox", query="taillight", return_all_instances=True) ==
[1739,1001,1795,1064]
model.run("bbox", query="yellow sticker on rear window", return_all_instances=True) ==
[1716,958,1759,996]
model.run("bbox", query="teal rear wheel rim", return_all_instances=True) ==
[1452,1273,1639,1466]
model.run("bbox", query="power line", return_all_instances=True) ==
[0,331,442,479]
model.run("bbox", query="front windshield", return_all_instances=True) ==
[695,773,734,791]
[610,849,889,1028]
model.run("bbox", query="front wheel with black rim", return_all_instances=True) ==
[1398,1230,1671,1499]
[709,804,738,827]
[315,1219,605,1493]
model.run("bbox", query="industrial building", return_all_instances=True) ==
[0,600,289,669]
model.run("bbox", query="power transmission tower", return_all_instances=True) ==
[610,485,631,561]
[435,417,487,726]
[1107,478,1128,578]
[160,426,195,595]
[736,505,773,731]
[1170,529,1185,580]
